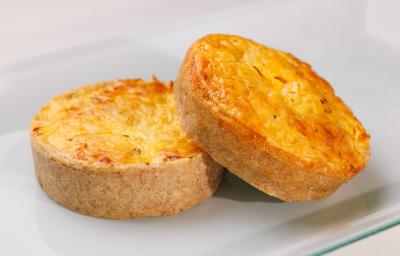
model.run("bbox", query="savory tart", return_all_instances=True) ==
[175,34,370,201]
[30,77,223,219]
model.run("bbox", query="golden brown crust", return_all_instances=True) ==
[32,137,223,219]
[30,78,223,219]
[174,34,370,201]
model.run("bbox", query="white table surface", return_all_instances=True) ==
[1,0,399,255]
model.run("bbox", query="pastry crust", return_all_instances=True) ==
[175,34,370,201]
[30,78,223,219]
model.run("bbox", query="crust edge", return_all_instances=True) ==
[31,136,224,219]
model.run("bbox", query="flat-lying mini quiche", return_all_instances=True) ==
[30,77,223,219]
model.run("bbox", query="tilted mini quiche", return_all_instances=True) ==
[175,34,370,201]
[30,78,223,219]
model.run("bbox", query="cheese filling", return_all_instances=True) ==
[31,78,201,164]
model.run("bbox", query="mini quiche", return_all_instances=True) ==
[175,34,370,201]
[30,78,223,219]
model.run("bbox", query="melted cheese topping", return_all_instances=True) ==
[31,78,201,164]
[190,34,370,176]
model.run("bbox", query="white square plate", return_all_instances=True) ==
[0,0,399,255]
